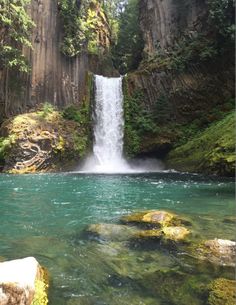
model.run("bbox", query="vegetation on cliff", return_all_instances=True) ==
[0,103,91,173]
[139,0,235,72]
[167,111,235,176]
[58,0,111,56]
[0,0,34,72]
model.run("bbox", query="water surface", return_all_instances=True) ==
[0,173,235,304]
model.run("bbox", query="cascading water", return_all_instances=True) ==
[81,74,164,173]
[82,75,130,173]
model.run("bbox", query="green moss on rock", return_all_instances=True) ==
[208,278,236,305]
[0,103,91,173]
[166,112,235,176]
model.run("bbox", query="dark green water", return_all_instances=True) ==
[0,172,235,305]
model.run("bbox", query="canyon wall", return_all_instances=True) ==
[124,0,234,175]
[0,0,112,122]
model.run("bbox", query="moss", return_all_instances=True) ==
[208,278,236,305]
[31,279,48,305]
[167,111,235,176]
[0,102,91,173]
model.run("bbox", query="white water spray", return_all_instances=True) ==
[82,75,129,173]
[80,75,164,173]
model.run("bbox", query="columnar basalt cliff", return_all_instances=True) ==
[124,0,235,175]
[0,0,112,122]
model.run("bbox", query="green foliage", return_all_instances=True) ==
[112,0,144,74]
[142,0,234,72]
[167,111,235,176]
[58,0,105,56]
[0,0,35,72]
[207,0,235,39]
[62,104,91,157]
[73,134,88,157]
[0,135,15,162]
[37,102,56,118]
[62,104,90,126]
[124,84,158,156]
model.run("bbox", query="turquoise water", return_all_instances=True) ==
[0,172,235,304]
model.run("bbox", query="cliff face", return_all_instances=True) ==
[124,0,234,175]
[139,0,207,54]
[0,0,112,122]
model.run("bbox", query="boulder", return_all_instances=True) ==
[121,210,178,228]
[208,278,236,305]
[0,257,48,305]
[196,239,236,267]
[162,226,190,242]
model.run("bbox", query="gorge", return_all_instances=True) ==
[0,1,235,305]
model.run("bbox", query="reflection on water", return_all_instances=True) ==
[0,173,235,304]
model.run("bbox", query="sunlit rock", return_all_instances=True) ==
[162,226,190,242]
[0,257,48,305]
[134,229,162,239]
[196,239,236,267]
[120,210,177,227]
[208,278,236,305]
[86,223,138,241]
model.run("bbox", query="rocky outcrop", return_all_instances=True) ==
[0,0,112,122]
[124,0,234,176]
[0,106,90,173]
[166,111,235,176]
[0,257,48,305]
[208,278,236,305]
[195,239,236,267]
[139,0,207,54]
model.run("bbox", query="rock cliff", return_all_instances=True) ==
[0,0,112,122]
[124,0,235,175]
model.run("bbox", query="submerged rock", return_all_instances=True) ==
[196,239,236,267]
[121,210,178,228]
[208,278,236,305]
[162,226,190,242]
[86,223,138,241]
[0,257,48,305]
[223,216,236,224]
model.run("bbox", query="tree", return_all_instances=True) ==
[112,0,144,74]
[0,0,34,72]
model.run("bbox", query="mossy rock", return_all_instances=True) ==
[121,210,190,229]
[208,278,236,305]
[121,210,177,227]
[195,239,236,267]
[167,112,235,176]
[223,216,236,224]
[162,226,190,242]
[134,229,162,239]
[139,269,209,305]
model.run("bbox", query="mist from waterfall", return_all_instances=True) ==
[80,75,164,173]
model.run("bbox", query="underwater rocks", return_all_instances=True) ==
[0,257,48,305]
[208,278,236,305]
[121,210,179,227]
[86,223,139,242]
[87,210,191,245]
[196,239,236,267]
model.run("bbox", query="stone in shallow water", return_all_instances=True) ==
[0,257,48,305]
[162,226,190,242]
[208,278,236,305]
[86,223,138,241]
[121,210,177,227]
[196,239,236,267]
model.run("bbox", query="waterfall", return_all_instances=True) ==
[80,74,164,173]
[82,75,129,173]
